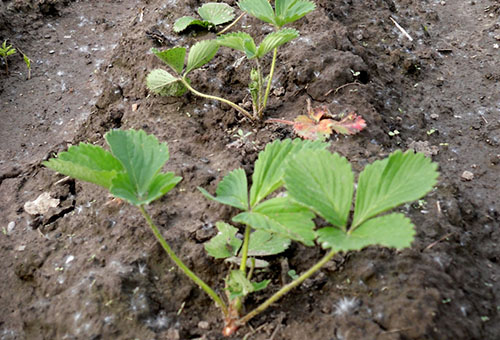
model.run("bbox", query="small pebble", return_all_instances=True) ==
[198,321,210,330]
[430,113,440,120]
[461,171,474,181]
[131,103,139,111]
[7,221,15,233]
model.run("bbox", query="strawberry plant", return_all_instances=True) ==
[0,40,16,75]
[200,139,439,335]
[174,3,235,33]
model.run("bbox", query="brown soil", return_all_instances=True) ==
[1,0,499,339]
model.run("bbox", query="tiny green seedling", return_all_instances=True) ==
[0,40,16,75]
[23,54,31,79]
[174,3,235,33]
[200,138,438,335]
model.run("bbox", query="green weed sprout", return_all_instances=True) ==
[174,3,235,33]
[146,40,254,120]
[23,54,31,79]
[0,40,16,75]
[200,139,439,335]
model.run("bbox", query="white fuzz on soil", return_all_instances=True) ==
[333,297,360,316]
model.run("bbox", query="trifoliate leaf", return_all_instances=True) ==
[233,197,316,246]
[105,129,182,205]
[198,3,235,25]
[43,143,124,189]
[256,28,298,58]
[238,0,276,25]
[173,16,208,33]
[274,0,315,27]
[226,269,270,300]
[152,47,186,74]
[317,213,415,251]
[285,149,354,229]
[352,150,439,229]
[249,139,328,207]
[247,230,291,256]
[185,40,219,75]
[205,222,243,259]
[146,69,187,96]
[198,168,249,211]
[217,32,257,59]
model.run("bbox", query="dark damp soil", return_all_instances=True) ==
[1,0,499,339]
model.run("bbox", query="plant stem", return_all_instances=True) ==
[3,57,8,75]
[138,205,229,317]
[218,12,246,35]
[239,226,251,273]
[180,77,254,121]
[259,47,278,118]
[237,249,336,325]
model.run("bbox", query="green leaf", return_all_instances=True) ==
[256,28,299,58]
[238,0,276,25]
[43,143,124,189]
[105,129,181,205]
[247,230,291,256]
[173,16,208,33]
[274,0,315,27]
[217,32,257,59]
[317,213,415,251]
[284,149,354,229]
[352,150,439,228]
[198,3,235,25]
[226,270,269,300]
[198,168,249,211]
[233,196,316,246]
[185,40,219,75]
[152,47,186,74]
[146,69,187,96]
[205,222,243,259]
[250,139,328,207]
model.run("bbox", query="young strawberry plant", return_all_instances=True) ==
[0,40,16,75]
[174,3,235,33]
[200,139,439,335]
[146,40,254,120]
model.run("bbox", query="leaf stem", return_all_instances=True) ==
[179,77,254,121]
[138,205,229,317]
[237,248,336,325]
[239,226,251,273]
[217,12,246,35]
[260,47,278,118]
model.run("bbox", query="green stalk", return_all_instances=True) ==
[239,226,251,273]
[180,77,254,121]
[217,12,246,35]
[139,205,229,317]
[237,249,337,325]
[259,47,278,118]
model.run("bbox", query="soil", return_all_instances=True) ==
[1,0,499,339]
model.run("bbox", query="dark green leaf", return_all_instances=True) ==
[274,0,315,27]
[205,222,243,259]
[185,40,219,75]
[256,28,299,58]
[198,168,249,211]
[217,32,257,59]
[152,47,186,74]
[247,230,291,256]
[173,16,208,33]
[238,0,276,25]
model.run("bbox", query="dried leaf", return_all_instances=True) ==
[330,113,366,135]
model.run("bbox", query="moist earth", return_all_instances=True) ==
[1,0,499,339]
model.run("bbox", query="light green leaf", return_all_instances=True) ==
[250,139,328,207]
[152,47,186,74]
[352,150,439,229]
[42,143,124,189]
[185,40,219,75]
[173,16,208,33]
[205,222,243,259]
[317,213,415,251]
[284,149,353,229]
[233,196,316,246]
[247,230,291,256]
[256,28,299,58]
[105,129,181,205]
[274,0,315,27]
[146,69,187,96]
[198,3,235,25]
[226,270,270,300]
[198,168,248,211]
[238,0,276,25]
[217,32,257,59]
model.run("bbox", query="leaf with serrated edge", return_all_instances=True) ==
[198,3,235,25]
[217,32,257,59]
[247,230,291,256]
[43,143,123,189]
[238,0,276,25]
[173,16,208,33]
[274,0,315,27]
[352,150,438,228]
[285,149,354,229]
[256,28,298,58]
[152,47,186,74]
[198,168,248,211]
[185,40,219,75]
[233,196,316,246]
[146,69,184,96]
[330,113,366,135]
[205,222,243,259]
[317,213,415,251]
[250,139,328,207]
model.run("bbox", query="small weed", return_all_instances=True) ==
[0,40,16,75]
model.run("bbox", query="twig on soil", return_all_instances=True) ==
[324,81,361,96]
[389,17,413,41]
[268,324,281,340]
[424,233,454,251]
[384,327,413,334]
